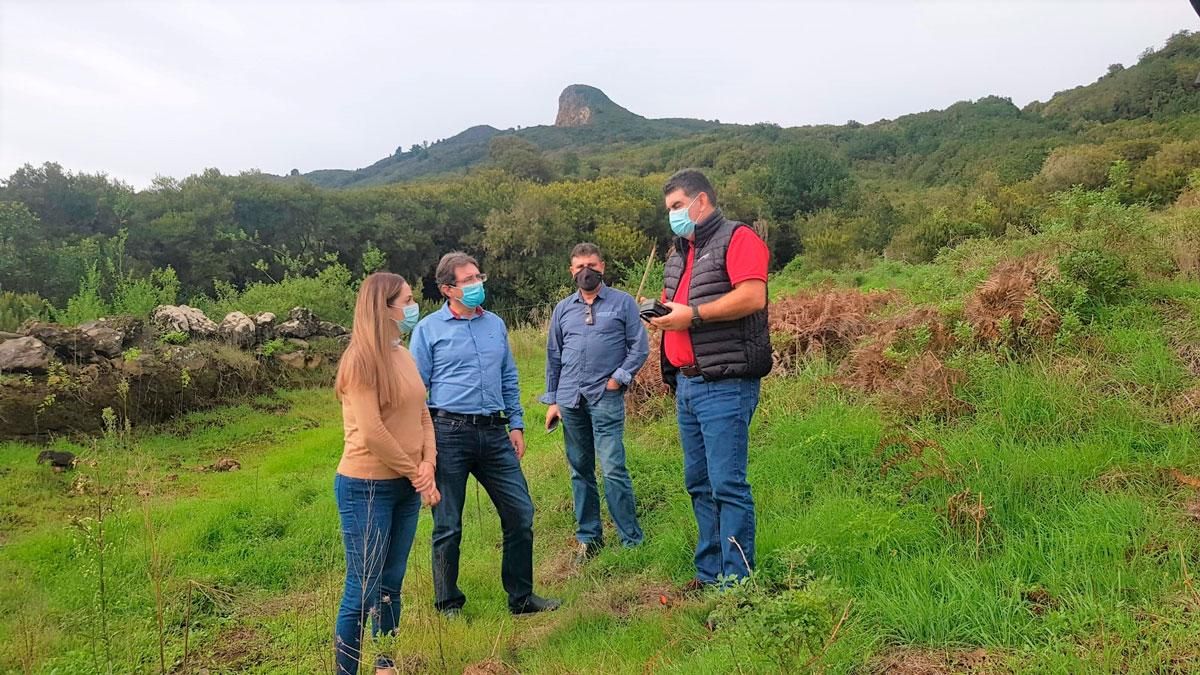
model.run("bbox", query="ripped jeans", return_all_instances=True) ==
[334,473,422,674]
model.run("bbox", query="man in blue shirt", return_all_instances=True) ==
[411,251,561,617]
[543,243,649,564]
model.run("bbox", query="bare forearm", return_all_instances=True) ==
[696,281,767,322]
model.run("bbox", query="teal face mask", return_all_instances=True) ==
[460,282,486,309]
[396,303,420,333]
[669,195,698,237]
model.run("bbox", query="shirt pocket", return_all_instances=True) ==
[593,311,626,349]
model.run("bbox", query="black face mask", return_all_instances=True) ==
[574,267,602,292]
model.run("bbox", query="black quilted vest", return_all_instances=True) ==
[660,210,772,385]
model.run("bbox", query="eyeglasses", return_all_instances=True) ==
[584,304,594,326]
[448,273,487,287]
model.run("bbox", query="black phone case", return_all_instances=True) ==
[638,299,670,320]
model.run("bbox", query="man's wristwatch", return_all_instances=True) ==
[690,303,703,328]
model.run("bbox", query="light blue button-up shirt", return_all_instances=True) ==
[410,304,524,430]
[540,284,649,408]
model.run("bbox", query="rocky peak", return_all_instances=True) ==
[554,84,639,127]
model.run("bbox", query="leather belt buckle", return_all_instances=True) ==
[680,364,703,378]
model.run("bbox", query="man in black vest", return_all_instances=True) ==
[650,169,771,586]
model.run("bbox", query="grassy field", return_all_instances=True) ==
[3,198,1200,673]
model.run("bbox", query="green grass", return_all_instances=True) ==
[3,271,1200,673]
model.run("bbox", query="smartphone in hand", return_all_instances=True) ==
[546,416,561,433]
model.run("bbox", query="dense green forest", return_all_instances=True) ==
[2,30,1199,330]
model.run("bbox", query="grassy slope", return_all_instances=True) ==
[3,222,1200,673]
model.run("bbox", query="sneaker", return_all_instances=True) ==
[680,579,712,596]
[573,540,603,565]
[509,593,562,615]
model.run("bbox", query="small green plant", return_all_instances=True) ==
[37,393,56,416]
[158,331,188,345]
[260,338,291,357]
[45,361,77,392]
[121,347,141,361]
[705,545,846,669]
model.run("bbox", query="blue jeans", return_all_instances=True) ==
[333,473,422,674]
[430,418,536,611]
[559,389,643,547]
[675,374,760,582]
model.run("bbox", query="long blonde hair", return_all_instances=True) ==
[335,272,408,407]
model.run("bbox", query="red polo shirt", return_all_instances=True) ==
[662,227,769,367]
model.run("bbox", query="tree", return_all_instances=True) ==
[763,145,854,221]
[488,136,554,183]
[0,201,43,292]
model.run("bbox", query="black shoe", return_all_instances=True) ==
[437,606,463,619]
[573,540,603,565]
[509,593,562,615]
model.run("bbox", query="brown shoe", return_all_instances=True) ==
[680,579,709,596]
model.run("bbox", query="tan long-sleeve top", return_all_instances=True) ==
[337,346,436,480]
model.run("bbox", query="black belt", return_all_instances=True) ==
[679,364,703,378]
[431,409,508,427]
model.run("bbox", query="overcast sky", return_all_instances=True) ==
[1,1,1196,188]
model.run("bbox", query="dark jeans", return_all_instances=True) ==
[430,417,535,611]
[559,389,643,547]
[675,373,760,582]
[333,473,422,674]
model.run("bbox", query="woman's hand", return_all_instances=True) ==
[421,486,441,507]
[413,461,436,493]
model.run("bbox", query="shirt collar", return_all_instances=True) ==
[571,283,608,303]
[440,302,484,320]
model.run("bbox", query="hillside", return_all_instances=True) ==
[300,84,726,188]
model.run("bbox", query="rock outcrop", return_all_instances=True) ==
[21,323,99,362]
[152,305,218,338]
[554,84,640,128]
[0,336,53,372]
[218,311,257,348]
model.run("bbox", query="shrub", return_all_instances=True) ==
[0,291,52,332]
[1132,139,1200,204]
[55,262,107,326]
[887,209,984,263]
[111,266,179,318]
[192,263,356,326]
[1036,144,1120,193]
[1041,249,1135,322]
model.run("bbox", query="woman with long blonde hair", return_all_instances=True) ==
[333,272,439,675]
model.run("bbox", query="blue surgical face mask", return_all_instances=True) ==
[669,195,699,237]
[395,303,420,333]
[460,281,486,309]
